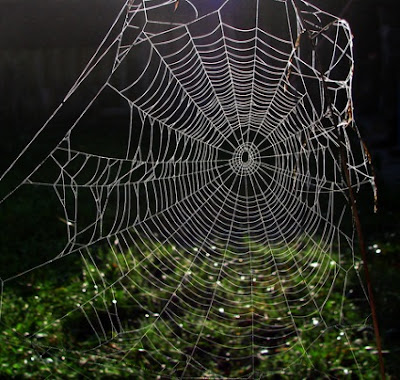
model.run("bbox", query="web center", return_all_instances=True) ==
[241,151,250,164]
[230,143,260,176]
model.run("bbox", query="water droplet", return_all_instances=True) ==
[145,314,150,318]
[376,249,381,254]
[312,318,319,326]
[309,262,319,268]
[112,299,117,304]
[218,307,225,313]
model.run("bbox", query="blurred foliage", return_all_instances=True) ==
[0,236,389,378]
[0,169,398,378]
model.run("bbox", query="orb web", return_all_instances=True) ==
[0,0,377,378]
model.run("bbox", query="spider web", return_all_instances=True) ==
[0,0,377,378]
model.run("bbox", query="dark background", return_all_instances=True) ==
[0,0,399,184]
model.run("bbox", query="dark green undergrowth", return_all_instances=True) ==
[0,235,389,379]
[0,173,398,379]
